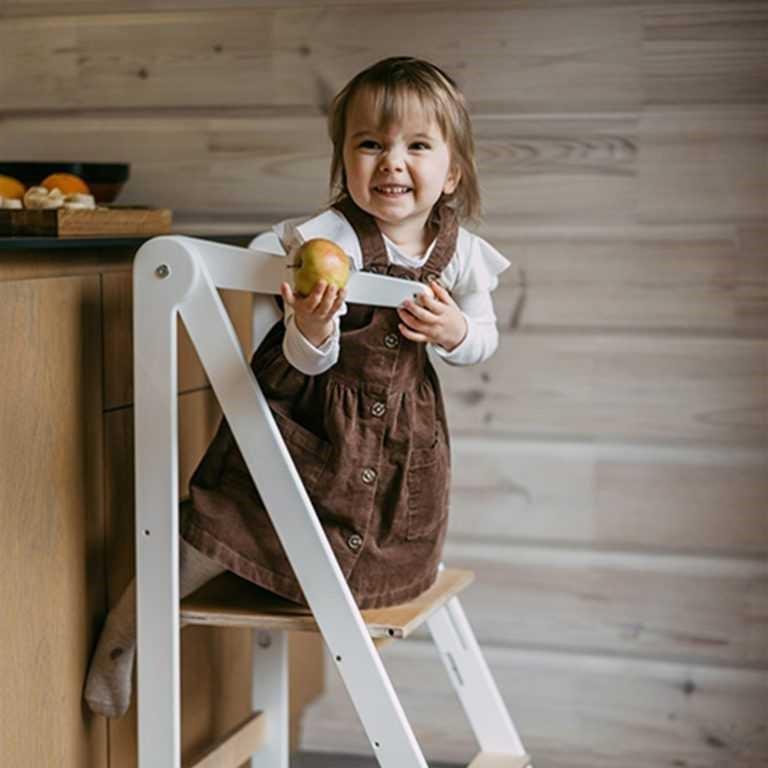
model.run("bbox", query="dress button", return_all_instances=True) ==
[347,534,363,551]
[371,401,386,417]
[383,333,399,349]
[361,467,377,484]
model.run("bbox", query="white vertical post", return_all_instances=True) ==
[133,239,200,768]
[249,630,289,768]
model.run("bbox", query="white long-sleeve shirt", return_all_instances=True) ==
[274,209,510,376]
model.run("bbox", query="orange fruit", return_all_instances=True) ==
[40,173,91,195]
[0,175,26,200]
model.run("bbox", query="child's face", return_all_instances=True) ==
[342,89,459,240]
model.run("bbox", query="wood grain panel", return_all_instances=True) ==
[0,6,641,113]
[474,115,638,224]
[102,270,253,409]
[0,112,641,223]
[302,641,768,768]
[439,334,768,445]
[4,107,763,227]
[0,0,725,16]
[435,541,768,667]
[485,224,768,334]
[0,275,107,767]
[448,436,768,556]
[642,4,768,105]
[638,107,768,223]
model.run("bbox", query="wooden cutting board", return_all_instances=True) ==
[0,206,172,237]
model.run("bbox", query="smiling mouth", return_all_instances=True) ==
[373,185,412,196]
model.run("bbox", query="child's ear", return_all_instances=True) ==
[443,165,461,195]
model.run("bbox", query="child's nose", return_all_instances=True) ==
[378,148,405,174]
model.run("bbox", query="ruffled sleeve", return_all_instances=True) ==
[441,229,511,295]
[272,209,363,270]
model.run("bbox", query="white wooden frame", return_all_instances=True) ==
[133,235,529,768]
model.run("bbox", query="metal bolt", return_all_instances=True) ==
[155,264,171,278]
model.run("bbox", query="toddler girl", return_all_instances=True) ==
[85,55,509,719]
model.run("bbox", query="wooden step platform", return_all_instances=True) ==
[467,753,532,768]
[181,568,474,640]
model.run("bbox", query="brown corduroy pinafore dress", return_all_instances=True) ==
[182,197,458,609]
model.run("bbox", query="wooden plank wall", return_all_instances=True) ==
[2,3,766,767]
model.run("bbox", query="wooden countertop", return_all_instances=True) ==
[0,232,260,280]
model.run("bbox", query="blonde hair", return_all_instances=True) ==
[328,56,481,223]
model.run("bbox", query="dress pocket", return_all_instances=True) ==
[405,427,450,541]
[271,408,332,491]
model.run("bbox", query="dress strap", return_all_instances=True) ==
[419,203,459,282]
[332,197,389,272]
[332,196,459,279]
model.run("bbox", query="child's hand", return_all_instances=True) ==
[281,281,346,348]
[397,280,467,352]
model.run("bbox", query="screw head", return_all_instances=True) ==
[155,264,170,278]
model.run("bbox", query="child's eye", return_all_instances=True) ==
[357,139,381,150]
[410,141,431,150]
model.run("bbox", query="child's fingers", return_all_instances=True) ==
[427,280,456,306]
[397,306,433,335]
[398,323,429,343]
[329,287,347,315]
[316,283,340,316]
[280,282,295,307]
[301,280,327,311]
[401,298,439,324]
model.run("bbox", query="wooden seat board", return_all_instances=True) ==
[181,568,474,639]
[467,753,532,768]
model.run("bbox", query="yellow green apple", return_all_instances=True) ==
[292,238,350,296]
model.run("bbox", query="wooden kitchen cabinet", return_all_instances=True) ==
[1,238,324,768]
[0,273,108,767]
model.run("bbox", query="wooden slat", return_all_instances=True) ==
[1,0,728,15]
[3,108,764,229]
[643,5,768,105]
[448,436,768,556]
[181,569,474,639]
[4,0,701,16]
[184,711,266,768]
[436,542,768,667]
[0,112,640,224]
[485,224,768,335]
[301,642,768,767]
[440,334,768,445]
[0,6,641,113]
[638,107,768,223]
[468,753,531,768]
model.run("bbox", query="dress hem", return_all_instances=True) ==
[181,519,439,611]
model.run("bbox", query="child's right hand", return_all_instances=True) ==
[281,281,346,348]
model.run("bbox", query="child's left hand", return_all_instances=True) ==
[397,280,468,352]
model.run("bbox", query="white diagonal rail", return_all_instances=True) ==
[134,236,433,768]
